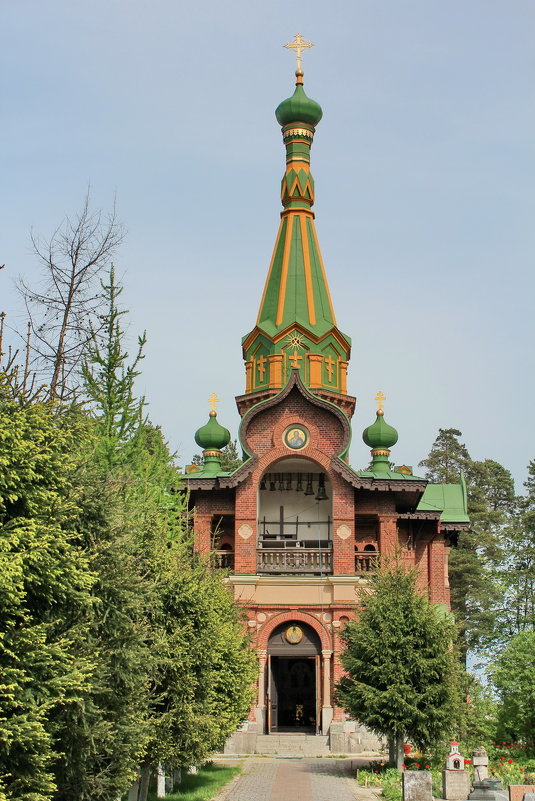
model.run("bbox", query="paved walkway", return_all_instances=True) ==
[215,757,381,801]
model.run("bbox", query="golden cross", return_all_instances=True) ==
[289,350,302,368]
[325,354,335,382]
[284,33,314,72]
[208,392,220,413]
[375,391,386,411]
[257,355,267,381]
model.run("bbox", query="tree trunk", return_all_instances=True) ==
[137,764,152,801]
[156,763,166,798]
[388,734,405,768]
[127,780,140,801]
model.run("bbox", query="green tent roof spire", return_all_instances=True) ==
[240,69,354,413]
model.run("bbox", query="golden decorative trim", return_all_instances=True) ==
[371,449,390,456]
[203,449,222,457]
[283,127,314,138]
[299,214,316,326]
[276,214,294,326]
[310,219,337,325]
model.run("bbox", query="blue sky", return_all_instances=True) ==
[1,1,533,488]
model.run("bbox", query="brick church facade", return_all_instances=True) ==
[182,64,469,752]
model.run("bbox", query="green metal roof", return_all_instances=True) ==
[417,474,469,523]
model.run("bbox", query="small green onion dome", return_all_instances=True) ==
[275,71,323,128]
[194,411,231,451]
[362,410,399,450]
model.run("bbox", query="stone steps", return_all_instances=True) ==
[255,734,331,756]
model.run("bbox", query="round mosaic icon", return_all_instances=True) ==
[284,425,308,450]
[285,624,304,644]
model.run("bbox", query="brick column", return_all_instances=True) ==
[332,478,355,574]
[428,536,447,604]
[234,481,258,574]
[378,514,398,557]
[321,649,334,734]
[194,512,212,554]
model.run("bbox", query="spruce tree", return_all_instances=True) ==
[0,375,95,801]
[336,563,461,767]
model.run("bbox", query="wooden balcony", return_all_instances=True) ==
[355,551,378,573]
[257,547,332,575]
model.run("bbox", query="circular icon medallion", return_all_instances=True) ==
[285,624,304,644]
[284,425,308,450]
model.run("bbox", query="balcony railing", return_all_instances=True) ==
[257,547,332,574]
[355,551,378,573]
[213,551,235,570]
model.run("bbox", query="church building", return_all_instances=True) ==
[182,51,469,753]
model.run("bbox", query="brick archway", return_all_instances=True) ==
[257,610,332,651]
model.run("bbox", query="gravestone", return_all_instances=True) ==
[443,770,470,800]
[509,787,535,801]
[469,776,508,801]
[403,771,433,801]
[473,747,489,783]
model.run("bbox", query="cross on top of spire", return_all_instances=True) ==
[375,391,386,411]
[208,392,220,413]
[283,33,314,72]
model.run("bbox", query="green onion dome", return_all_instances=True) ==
[275,71,323,128]
[362,410,399,450]
[194,411,231,451]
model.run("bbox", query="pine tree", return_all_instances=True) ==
[418,428,471,484]
[491,631,535,755]
[335,563,461,767]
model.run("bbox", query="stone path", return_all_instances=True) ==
[215,757,381,801]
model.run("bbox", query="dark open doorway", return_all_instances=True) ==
[268,656,317,732]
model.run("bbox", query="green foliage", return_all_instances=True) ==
[144,541,257,770]
[337,565,459,760]
[420,429,531,659]
[491,631,535,755]
[146,763,241,801]
[0,374,95,801]
[336,563,462,761]
[455,675,498,754]
[419,428,471,484]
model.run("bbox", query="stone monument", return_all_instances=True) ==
[403,771,433,801]
[443,741,470,801]
[473,747,489,784]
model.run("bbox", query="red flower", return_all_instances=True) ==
[465,759,472,764]
[500,757,505,761]
[520,769,525,773]
[415,764,420,769]
[490,769,494,773]
[425,765,430,769]
[402,765,406,769]
[502,742,506,745]
[508,759,513,764]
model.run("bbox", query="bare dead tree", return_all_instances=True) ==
[18,191,125,399]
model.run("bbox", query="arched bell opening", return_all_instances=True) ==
[266,621,322,734]
[257,459,333,575]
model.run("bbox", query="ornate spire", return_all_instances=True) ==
[240,55,354,416]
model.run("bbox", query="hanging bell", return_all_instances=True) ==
[304,473,314,496]
[277,473,285,492]
[286,473,293,491]
[260,474,267,491]
[296,473,303,492]
[315,472,328,501]
[269,474,276,491]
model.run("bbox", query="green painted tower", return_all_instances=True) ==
[239,68,354,417]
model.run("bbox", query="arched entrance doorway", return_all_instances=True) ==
[267,622,321,733]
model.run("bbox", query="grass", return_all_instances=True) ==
[147,763,241,801]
